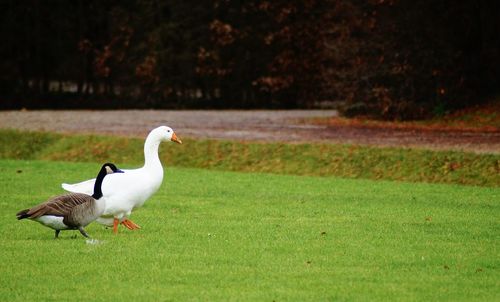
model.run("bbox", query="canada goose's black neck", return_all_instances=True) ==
[91,167,107,199]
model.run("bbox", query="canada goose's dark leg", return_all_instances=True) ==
[78,227,90,238]
[54,230,60,239]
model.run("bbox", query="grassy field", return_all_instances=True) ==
[0,129,499,187]
[0,159,498,301]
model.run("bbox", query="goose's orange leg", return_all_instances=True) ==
[121,219,141,230]
[113,218,119,233]
[121,220,131,230]
[127,219,141,229]
[121,220,134,230]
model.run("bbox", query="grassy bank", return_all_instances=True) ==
[0,129,498,186]
[308,101,500,132]
[1,160,498,301]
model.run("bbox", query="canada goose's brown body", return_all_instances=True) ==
[16,163,123,238]
[16,193,106,237]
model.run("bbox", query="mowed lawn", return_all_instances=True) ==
[0,159,498,301]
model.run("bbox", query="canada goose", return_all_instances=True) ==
[62,126,182,233]
[17,163,123,238]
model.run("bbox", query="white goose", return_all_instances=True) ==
[61,126,182,233]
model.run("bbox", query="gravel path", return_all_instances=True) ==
[0,110,498,154]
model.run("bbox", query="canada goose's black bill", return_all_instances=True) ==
[171,132,182,144]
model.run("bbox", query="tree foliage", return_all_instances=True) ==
[0,0,498,118]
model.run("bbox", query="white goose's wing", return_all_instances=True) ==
[62,169,134,195]
[61,179,96,195]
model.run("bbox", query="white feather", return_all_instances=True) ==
[61,178,96,195]
[34,215,67,230]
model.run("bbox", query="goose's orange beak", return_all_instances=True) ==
[171,132,182,144]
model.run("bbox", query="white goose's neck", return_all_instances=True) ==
[143,134,162,171]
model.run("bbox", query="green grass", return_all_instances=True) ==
[0,129,498,187]
[0,159,498,301]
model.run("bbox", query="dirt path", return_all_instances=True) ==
[0,110,498,153]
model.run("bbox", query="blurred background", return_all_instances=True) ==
[0,0,499,120]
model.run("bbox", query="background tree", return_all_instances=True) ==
[0,0,498,118]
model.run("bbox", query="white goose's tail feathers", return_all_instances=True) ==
[61,179,96,195]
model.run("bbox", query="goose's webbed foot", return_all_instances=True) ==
[121,219,141,230]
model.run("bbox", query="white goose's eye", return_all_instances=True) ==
[167,130,171,133]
